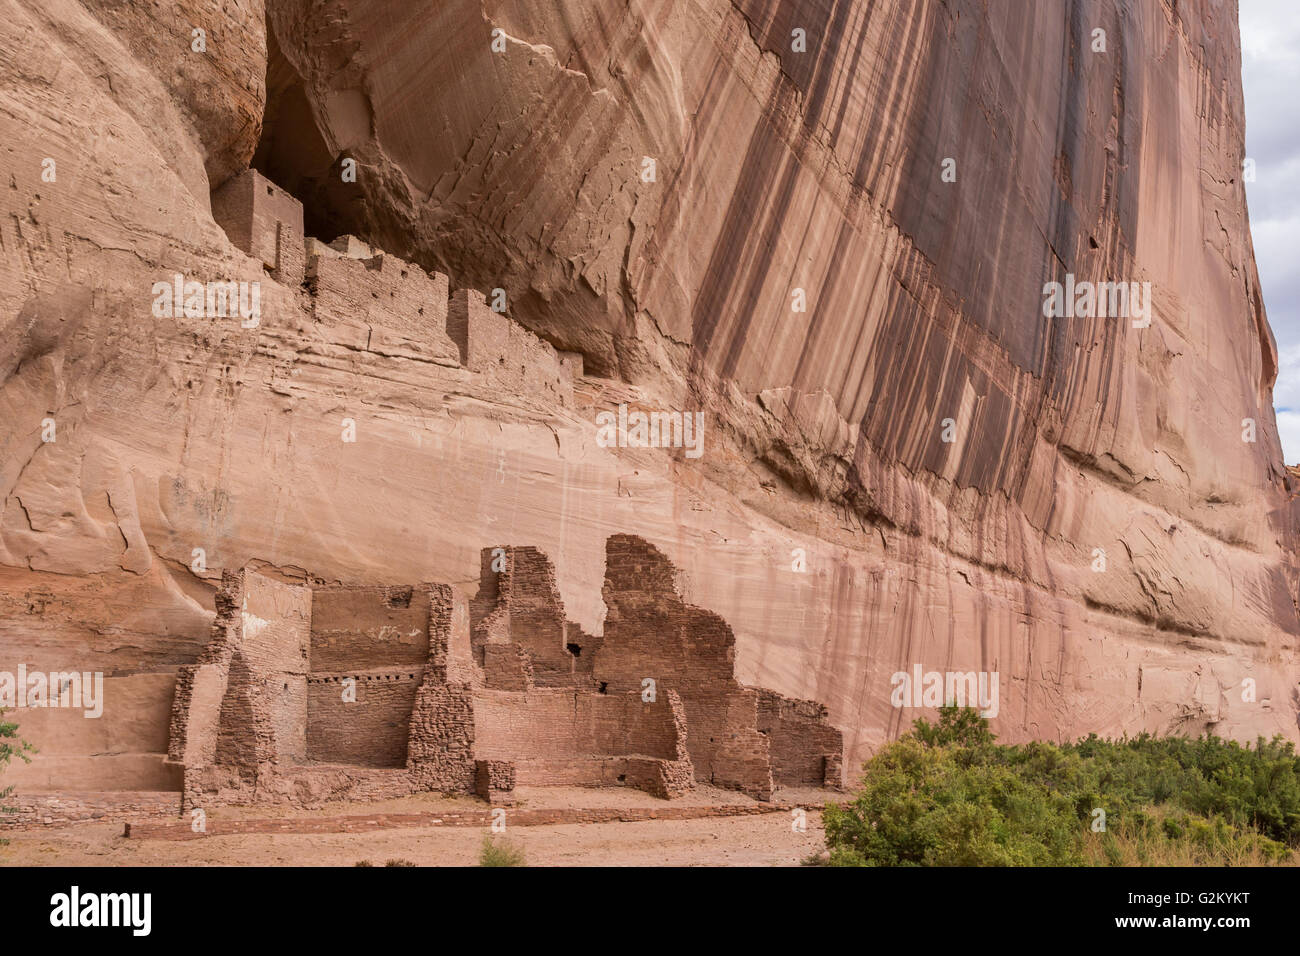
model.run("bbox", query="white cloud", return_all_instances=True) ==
[1273,410,1300,465]
[1242,1,1300,415]
[1272,343,1300,409]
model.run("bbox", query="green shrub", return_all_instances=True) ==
[823,706,1300,867]
[479,834,526,867]
[0,709,34,849]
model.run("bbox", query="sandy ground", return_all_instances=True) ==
[1,785,832,867]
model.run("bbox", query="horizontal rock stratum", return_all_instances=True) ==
[0,0,1297,799]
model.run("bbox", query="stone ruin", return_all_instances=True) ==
[154,168,843,811]
[210,166,581,401]
[1,167,841,817]
[167,534,843,809]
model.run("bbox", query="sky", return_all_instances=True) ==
[1240,0,1300,462]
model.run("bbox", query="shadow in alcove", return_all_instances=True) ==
[248,21,365,245]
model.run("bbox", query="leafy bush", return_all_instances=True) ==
[823,706,1300,867]
[0,709,34,848]
[479,834,526,867]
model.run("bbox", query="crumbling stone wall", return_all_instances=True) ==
[168,535,842,809]
[474,759,516,803]
[407,584,477,794]
[447,289,573,407]
[757,689,845,789]
[307,251,460,365]
[595,534,773,795]
[467,535,840,800]
[167,568,312,808]
[471,545,600,688]
[212,167,582,398]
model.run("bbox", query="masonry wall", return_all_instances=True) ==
[307,252,459,365]
[447,289,573,408]
[211,169,305,284]
[240,572,311,763]
[711,689,774,799]
[194,568,286,786]
[305,585,432,767]
[473,689,685,790]
[407,583,476,793]
[757,690,845,788]
[595,534,746,788]
[306,672,421,767]
[591,693,681,760]
[167,569,243,806]
[214,654,276,778]
[472,546,598,688]
[473,689,595,773]
[165,538,841,809]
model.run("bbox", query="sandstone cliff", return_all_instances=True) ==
[1,0,1297,791]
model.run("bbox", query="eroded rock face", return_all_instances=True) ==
[0,0,1297,794]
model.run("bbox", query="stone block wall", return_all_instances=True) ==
[307,251,460,364]
[305,584,432,768]
[757,689,845,789]
[406,583,477,793]
[310,585,431,672]
[595,533,753,790]
[166,537,843,810]
[168,570,459,807]
[447,289,573,407]
[471,687,692,796]
[471,545,599,688]
[211,166,584,401]
[211,168,305,284]
[474,759,516,802]
[482,643,533,690]
[166,569,308,806]
[710,689,774,800]
[472,688,598,775]
[306,672,421,767]
[406,680,476,793]
[463,534,844,800]
[240,571,311,764]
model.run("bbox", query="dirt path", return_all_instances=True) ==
[2,785,833,866]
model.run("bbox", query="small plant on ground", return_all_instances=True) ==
[480,834,526,867]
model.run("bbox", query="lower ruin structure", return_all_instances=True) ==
[166,534,843,809]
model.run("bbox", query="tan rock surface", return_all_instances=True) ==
[1,0,1297,794]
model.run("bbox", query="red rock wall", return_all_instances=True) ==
[1,0,1295,799]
